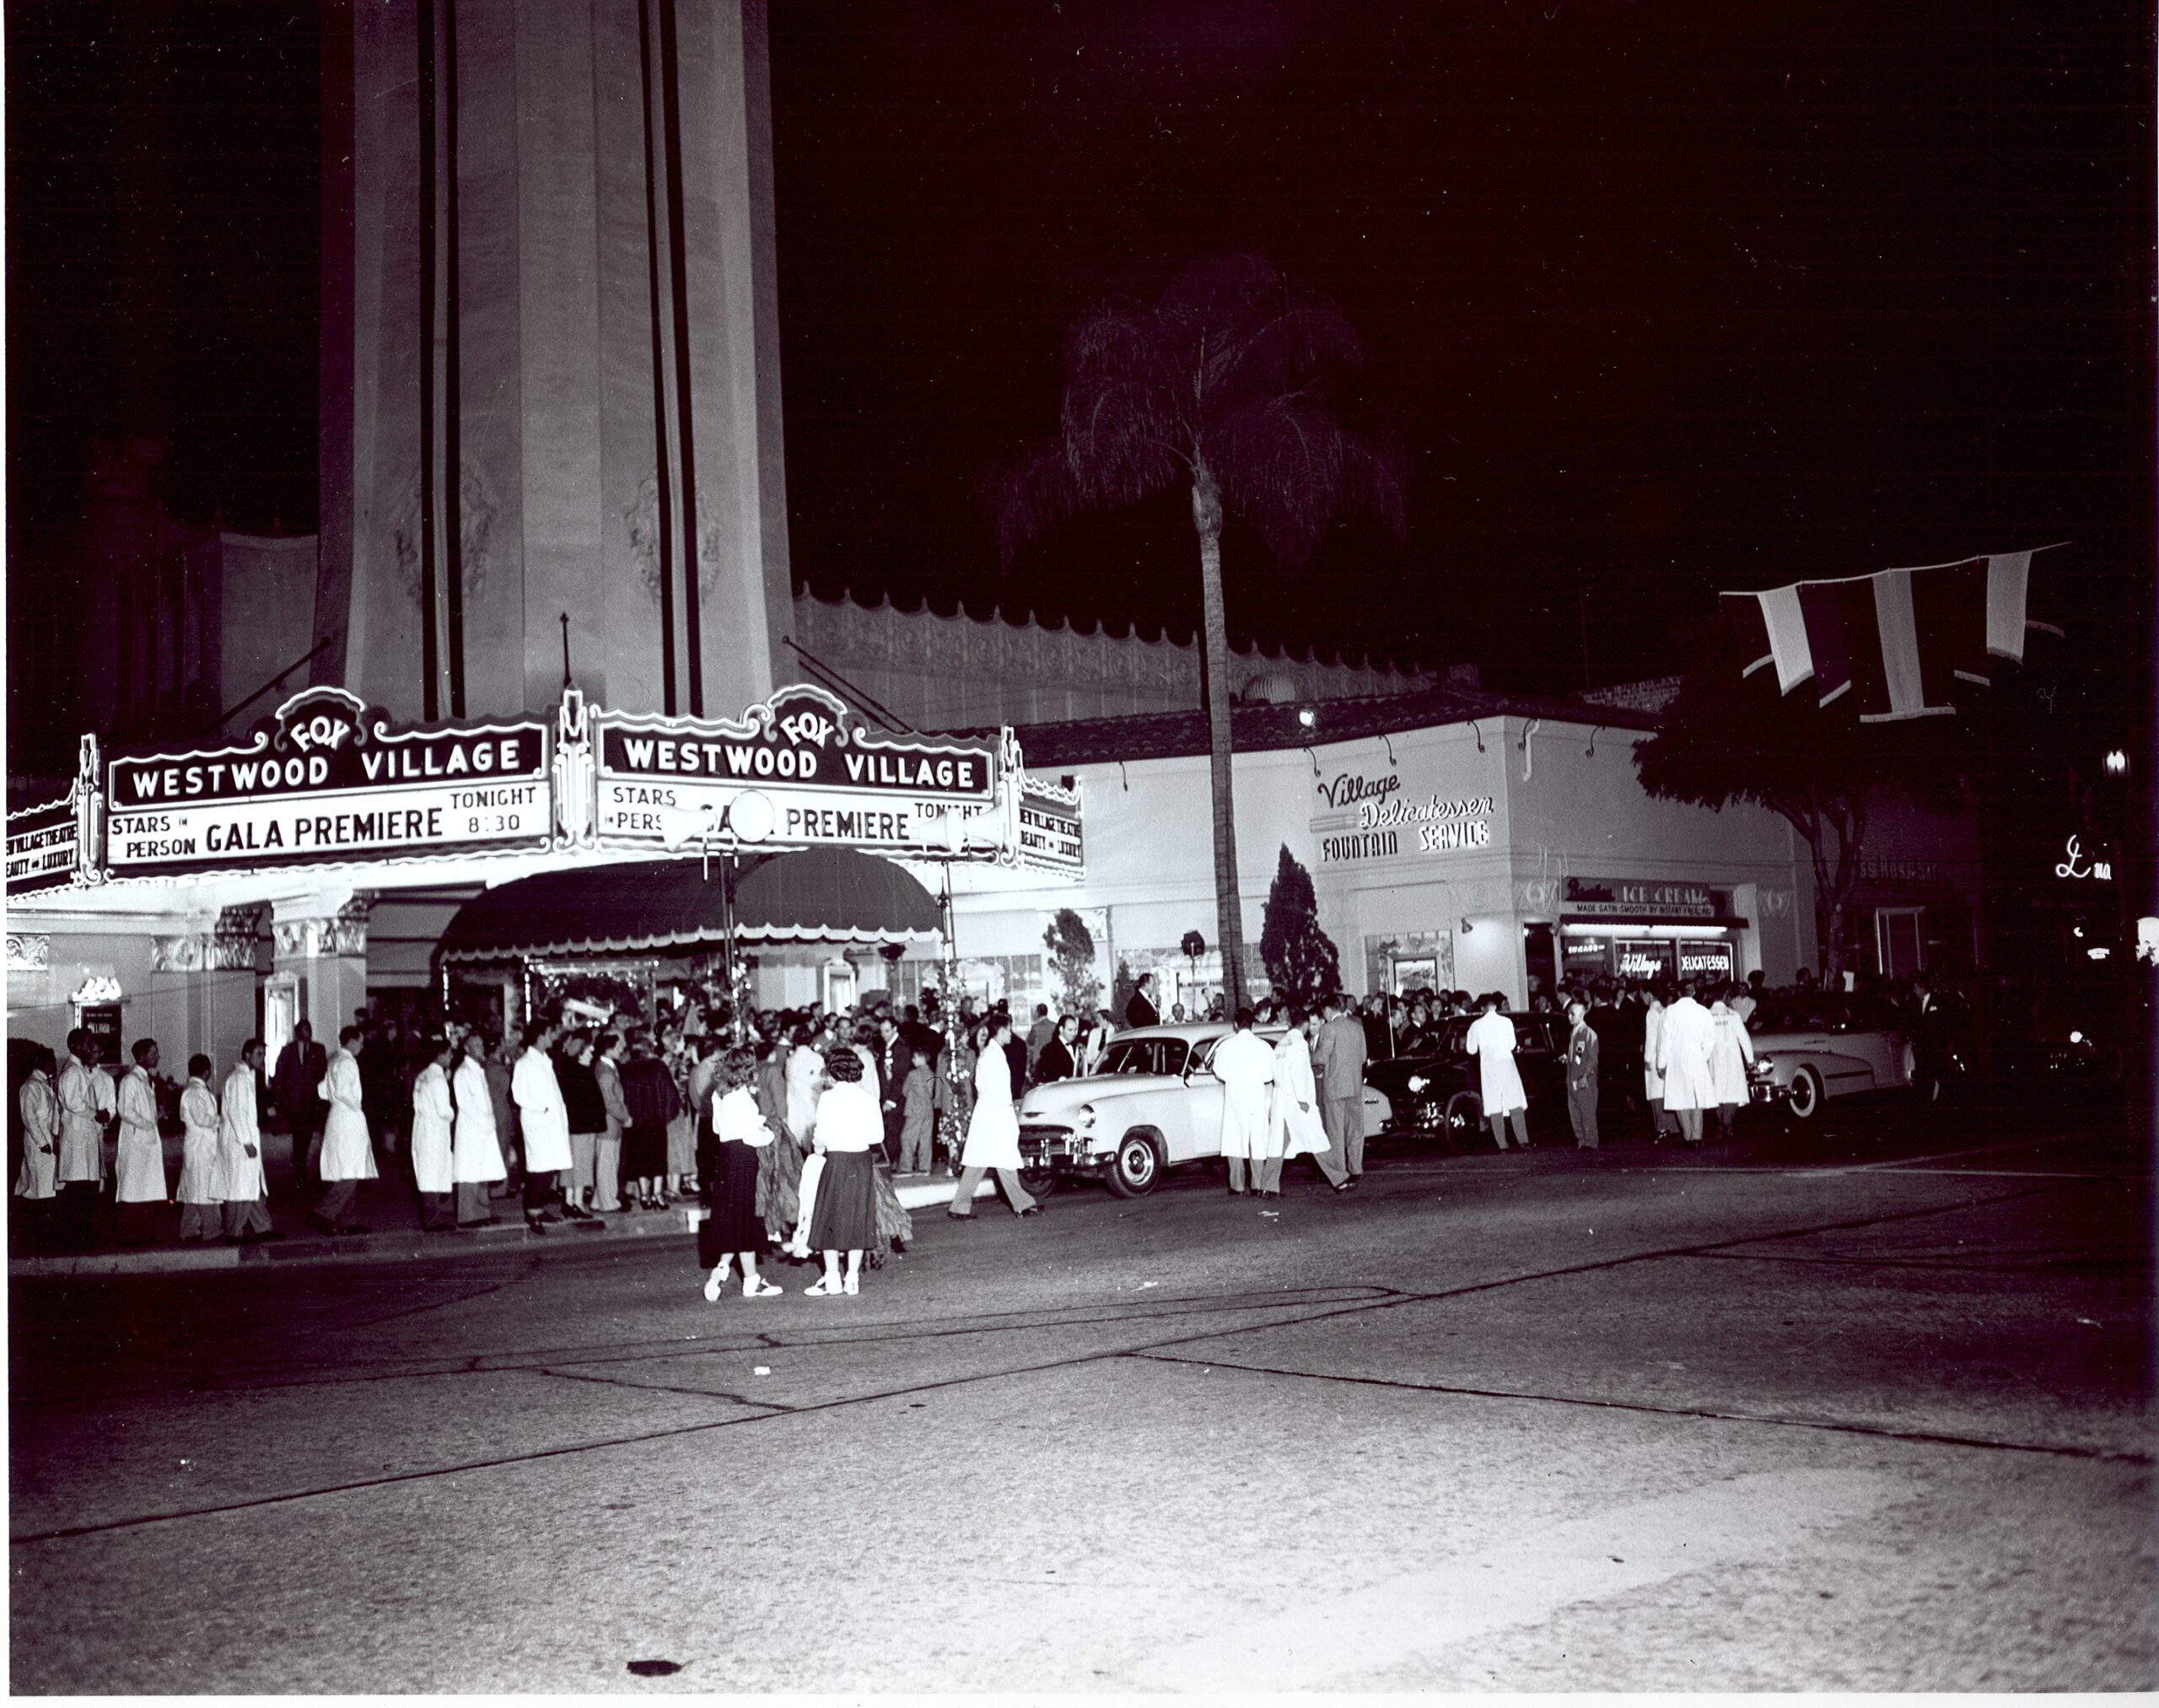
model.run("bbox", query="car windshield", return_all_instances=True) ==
[1750,994,1887,1032]
[1097,1037,1189,1077]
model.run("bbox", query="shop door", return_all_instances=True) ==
[1875,908,1925,978]
[1523,923,1557,1005]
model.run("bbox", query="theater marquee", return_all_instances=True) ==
[103,687,553,879]
[590,684,1007,857]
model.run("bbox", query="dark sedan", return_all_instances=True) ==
[1364,1011,1571,1151]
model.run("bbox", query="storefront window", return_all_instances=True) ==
[1614,940,1675,983]
[1675,940,1735,984]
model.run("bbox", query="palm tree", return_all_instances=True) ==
[999,255,1406,1008]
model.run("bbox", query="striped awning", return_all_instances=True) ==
[1720,547,2065,722]
[436,849,942,964]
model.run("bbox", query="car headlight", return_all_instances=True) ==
[1076,1103,1096,1129]
[1407,1075,1427,1093]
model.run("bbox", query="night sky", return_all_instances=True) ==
[7,1,2151,696]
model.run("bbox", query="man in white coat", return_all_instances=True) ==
[410,1038,458,1230]
[452,1031,507,1227]
[176,1053,227,1242]
[16,1048,60,1213]
[115,1038,169,1244]
[1211,1008,1276,1195]
[55,1028,114,1247]
[312,1025,377,1234]
[946,1016,1042,1218]
[512,1019,584,1231]
[220,1040,277,1242]
[1656,982,1717,1145]
[1464,994,1530,1150]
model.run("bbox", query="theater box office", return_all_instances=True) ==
[940,687,1984,1013]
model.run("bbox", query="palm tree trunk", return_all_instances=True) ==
[1193,464,1246,1010]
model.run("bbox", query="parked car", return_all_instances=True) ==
[1363,1010,1570,1151]
[1013,1022,1392,1198]
[1745,994,1914,1121]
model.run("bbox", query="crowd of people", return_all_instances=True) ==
[8,960,1975,1270]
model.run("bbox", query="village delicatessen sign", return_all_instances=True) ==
[104,687,552,877]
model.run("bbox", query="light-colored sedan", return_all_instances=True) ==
[1747,1000,1916,1121]
[1014,1022,1392,1197]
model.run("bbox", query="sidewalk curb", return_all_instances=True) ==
[9,1175,993,1279]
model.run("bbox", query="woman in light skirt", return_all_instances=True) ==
[802,1048,880,1296]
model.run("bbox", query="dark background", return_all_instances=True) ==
[7,0,2151,694]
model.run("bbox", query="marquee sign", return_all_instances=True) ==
[7,794,80,896]
[103,687,552,879]
[1015,774,1084,874]
[591,684,1004,857]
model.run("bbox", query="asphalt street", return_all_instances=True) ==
[9,1093,2152,1692]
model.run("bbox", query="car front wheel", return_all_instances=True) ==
[1786,1065,1825,1122]
[1104,1132,1161,1197]
[1441,1091,1484,1155]
[1016,1164,1057,1201]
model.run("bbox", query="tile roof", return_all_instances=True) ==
[991,684,1661,771]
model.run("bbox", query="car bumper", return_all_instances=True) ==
[1018,1127,1107,1173]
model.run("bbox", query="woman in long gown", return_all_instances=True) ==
[618,1033,680,1210]
[783,1028,824,1146]
[700,1046,783,1299]
[945,1017,1041,1218]
[1268,1009,1331,1193]
[753,1036,804,1247]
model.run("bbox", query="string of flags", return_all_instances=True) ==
[1720,545,2066,722]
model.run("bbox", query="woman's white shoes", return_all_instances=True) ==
[702,1270,729,1301]
[843,1272,859,1296]
[742,1276,783,1297]
[803,1275,843,1296]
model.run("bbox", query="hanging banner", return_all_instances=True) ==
[590,683,1006,857]
[1015,774,1083,874]
[6,793,79,896]
[102,687,553,879]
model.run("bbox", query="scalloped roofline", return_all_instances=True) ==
[791,579,1427,681]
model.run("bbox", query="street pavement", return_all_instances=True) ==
[9,1092,2152,1692]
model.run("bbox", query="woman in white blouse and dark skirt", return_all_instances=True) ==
[700,1047,783,1299]
[804,1047,880,1296]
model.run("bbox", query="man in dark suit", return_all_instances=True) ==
[1124,973,1160,1030]
[875,1014,915,1162]
[272,1021,328,1186]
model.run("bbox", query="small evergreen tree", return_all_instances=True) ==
[1259,845,1341,1008]
[1042,908,1102,1016]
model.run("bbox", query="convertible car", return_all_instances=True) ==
[1746,994,1915,1120]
